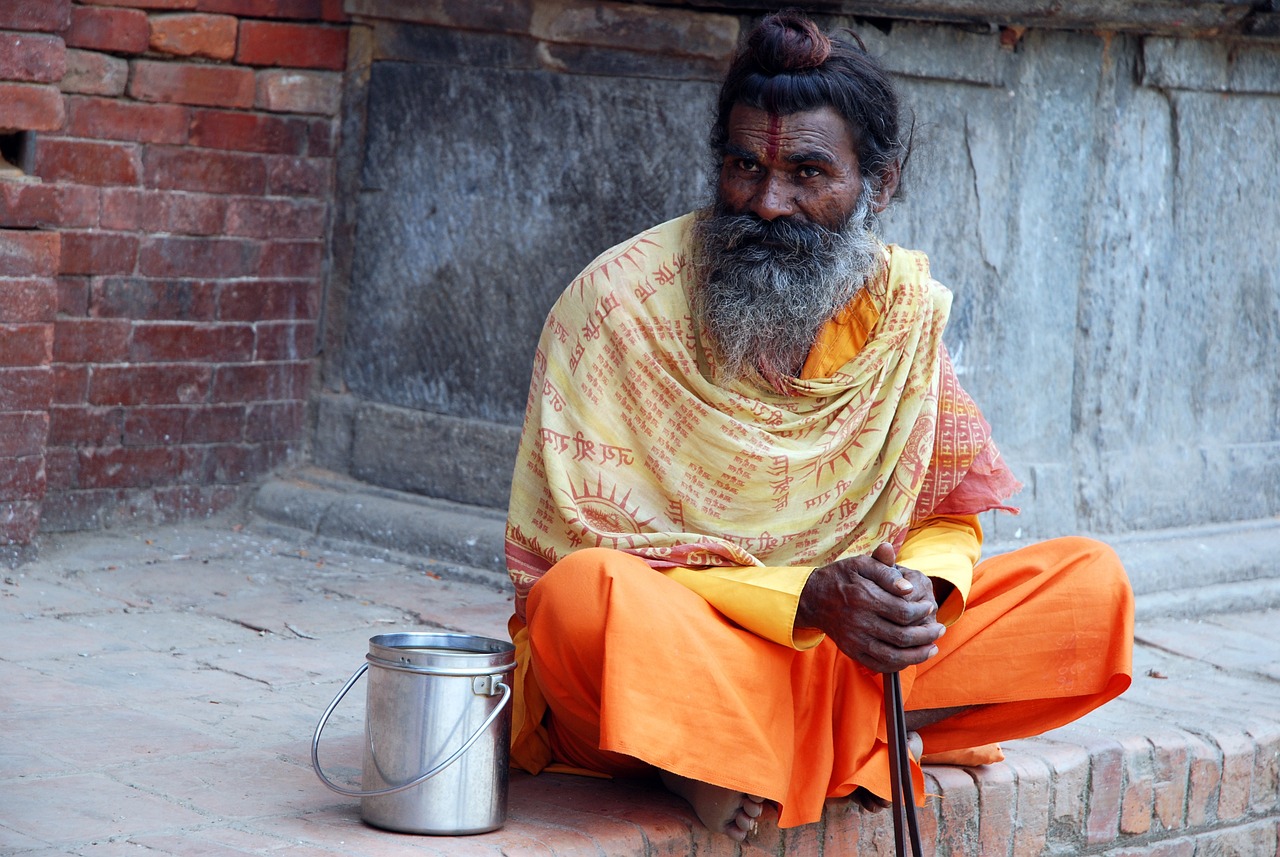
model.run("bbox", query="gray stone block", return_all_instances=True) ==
[349,401,520,509]
[342,59,716,424]
[1143,37,1280,93]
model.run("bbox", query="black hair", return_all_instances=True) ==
[711,11,912,195]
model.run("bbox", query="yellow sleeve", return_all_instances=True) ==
[896,513,983,626]
[661,564,824,651]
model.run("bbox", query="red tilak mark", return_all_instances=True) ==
[765,112,782,161]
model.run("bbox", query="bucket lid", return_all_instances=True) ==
[366,632,516,676]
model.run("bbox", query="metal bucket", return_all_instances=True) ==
[312,632,516,835]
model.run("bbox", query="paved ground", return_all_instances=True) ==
[2,507,1279,855]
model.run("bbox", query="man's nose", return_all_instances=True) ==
[750,174,795,221]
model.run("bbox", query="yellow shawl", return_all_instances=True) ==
[505,212,1014,621]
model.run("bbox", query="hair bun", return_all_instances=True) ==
[748,12,832,73]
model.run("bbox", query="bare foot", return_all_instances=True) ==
[659,770,765,842]
[851,731,924,813]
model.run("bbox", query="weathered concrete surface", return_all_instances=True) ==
[323,10,1280,552]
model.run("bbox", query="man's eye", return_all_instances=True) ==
[736,159,760,173]
[797,166,822,179]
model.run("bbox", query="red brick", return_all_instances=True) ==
[0,32,67,84]
[78,445,193,489]
[79,0,197,9]
[0,412,49,458]
[122,405,185,446]
[0,455,46,502]
[52,364,88,403]
[1119,734,1155,836]
[1146,730,1191,833]
[0,278,56,323]
[57,275,89,316]
[49,404,121,446]
[254,68,341,116]
[971,760,1016,857]
[89,363,211,406]
[186,404,246,443]
[125,403,244,444]
[224,197,326,239]
[0,0,72,33]
[190,109,308,154]
[53,318,131,363]
[130,59,255,109]
[258,240,322,277]
[254,321,315,361]
[306,118,337,156]
[211,360,310,402]
[236,20,347,70]
[149,13,238,60]
[42,447,77,486]
[101,188,221,236]
[65,96,189,145]
[59,231,139,276]
[0,82,66,132]
[0,501,41,543]
[36,138,139,187]
[143,145,266,194]
[266,155,329,196]
[138,236,262,278]
[218,278,314,320]
[196,0,323,21]
[0,183,99,229]
[1248,722,1280,814]
[1185,733,1223,827]
[60,49,130,97]
[91,277,217,320]
[201,440,289,483]
[320,0,348,23]
[0,230,60,277]
[1,323,53,367]
[141,483,245,520]
[0,367,53,410]
[131,321,253,363]
[1083,738,1124,846]
[66,5,151,54]
[244,399,304,441]
[1216,731,1255,820]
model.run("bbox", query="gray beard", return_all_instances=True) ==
[690,188,882,392]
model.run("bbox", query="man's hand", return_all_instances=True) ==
[795,543,945,673]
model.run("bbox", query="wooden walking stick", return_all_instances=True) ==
[883,670,924,857]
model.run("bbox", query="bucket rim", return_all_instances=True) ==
[366,632,515,675]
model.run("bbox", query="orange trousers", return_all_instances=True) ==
[525,537,1133,828]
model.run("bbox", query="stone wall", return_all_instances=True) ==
[0,0,347,559]
[318,1,1280,550]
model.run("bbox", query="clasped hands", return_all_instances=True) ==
[796,542,946,674]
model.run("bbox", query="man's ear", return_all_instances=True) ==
[871,161,901,212]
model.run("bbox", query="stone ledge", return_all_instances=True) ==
[253,464,1280,619]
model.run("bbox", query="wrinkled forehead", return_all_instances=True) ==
[724,103,859,166]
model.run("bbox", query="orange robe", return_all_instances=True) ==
[506,216,1134,827]
[525,538,1132,828]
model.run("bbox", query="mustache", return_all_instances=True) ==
[704,209,848,263]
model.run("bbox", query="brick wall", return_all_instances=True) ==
[0,0,349,556]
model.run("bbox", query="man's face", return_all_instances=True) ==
[717,104,865,230]
[691,103,884,392]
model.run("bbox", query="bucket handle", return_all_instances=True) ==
[311,662,511,798]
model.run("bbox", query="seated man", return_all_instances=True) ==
[504,11,1133,842]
